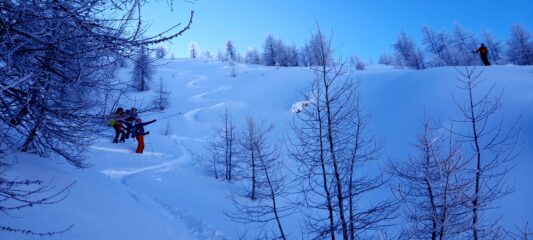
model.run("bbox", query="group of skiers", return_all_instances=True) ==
[110,107,156,154]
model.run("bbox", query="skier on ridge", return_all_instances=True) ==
[473,43,491,66]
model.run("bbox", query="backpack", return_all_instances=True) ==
[108,118,116,127]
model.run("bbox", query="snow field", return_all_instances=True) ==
[2,59,532,239]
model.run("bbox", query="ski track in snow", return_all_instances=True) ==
[183,102,227,122]
[99,73,230,239]
[191,86,232,101]
[91,146,165,157]
[101,136,224,239]
[153,199,225,240]
[186,75,208,88]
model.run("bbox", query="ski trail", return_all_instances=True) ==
[153,199,225,240]
[91,146,165,157]
[183,102,226,122]
[187,75,208,88]
[101,159,180,178]
[101,137,225,239]
[101,137,189,178]
[191,85,231,101]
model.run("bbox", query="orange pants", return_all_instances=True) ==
[136,135,144,153]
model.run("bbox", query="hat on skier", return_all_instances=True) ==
[135,118,142,124]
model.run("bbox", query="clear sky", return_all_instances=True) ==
[141,0,533,61]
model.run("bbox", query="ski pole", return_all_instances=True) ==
[159,112,182,120]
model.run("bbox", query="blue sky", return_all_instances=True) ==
[142,0,533,61]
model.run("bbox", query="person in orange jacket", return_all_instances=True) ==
[473,43,491,66]
[134,118,156,153]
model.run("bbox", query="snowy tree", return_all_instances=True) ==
[216,49,226,61]
[152,78,171,110]
[351,55,366,70]
[226,40,237,62]
[189,41,199,58]
[207,103,237,180]
[0,1,194,235]
[451,24,479,65]
[391,118,471,240]
[229,60,237,78]
[238,116,264,200]
[263,34,277,66]
[271,39,299,67]
[285,44,300,66]
[234,52,243,63]
[378,52,394,65]
[299,44,312,66]
[393,31,425,69]
[155,46,167,59]
[229,117,290,240]
[131,44,155,91]
[244,47,261,64]
[452,66,520,240]
[506,25,533,65]
[306,30,332,66]
[274,38,288,66]
[421,26,455,66]
[204,50,213,59]
[291,27,394,240]
[261,35,292,67]
[0,0,191,168]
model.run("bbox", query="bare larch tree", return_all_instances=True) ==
[451,66,520,240]
[229,117,291,240]
[291,26,394,240]
[391,118,471,240]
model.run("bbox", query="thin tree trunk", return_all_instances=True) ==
[251,146,256,200]
[424,175,438,240]
[316,78,336,240]
[467,78,481,240]
[21,108,44,152]
[257,146,287,240]
[21,119,41,152]
[348,113,362,240]
[228,138,232,181]
[225,117,230,180]
[439,171,451,240]
[323,66,349,240]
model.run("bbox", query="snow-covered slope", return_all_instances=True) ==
[2,59,532,239]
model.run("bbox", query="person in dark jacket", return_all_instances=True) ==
[129,107,139,139]
[474,43,491,66]
[124,107,138,139]
[113,107,127,143]
[134,118,156,153]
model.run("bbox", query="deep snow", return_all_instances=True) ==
[1,59,532,239]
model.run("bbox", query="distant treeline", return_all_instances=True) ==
[188,24,532,70]
[188,31,341,67]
